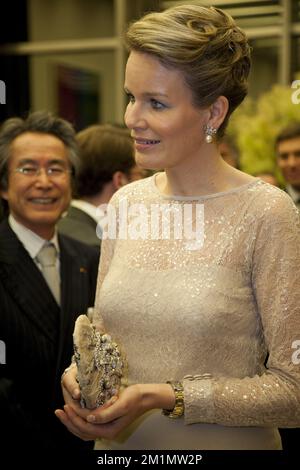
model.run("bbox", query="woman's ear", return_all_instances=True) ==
[208,95,229,129]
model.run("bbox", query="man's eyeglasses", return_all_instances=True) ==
[14,166,72,179]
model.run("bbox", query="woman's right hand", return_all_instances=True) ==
[61,363,81,404]
[55,383,173,441]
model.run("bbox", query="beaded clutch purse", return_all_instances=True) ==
[73,309,125,409]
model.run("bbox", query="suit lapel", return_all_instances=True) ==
[0,221,60,342]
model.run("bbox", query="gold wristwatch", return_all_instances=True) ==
[162,381,184,418]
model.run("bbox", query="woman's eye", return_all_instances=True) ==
[126,93,135,104]
[150,99,165,110]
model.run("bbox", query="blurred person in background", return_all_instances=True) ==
[58,124,145,248]
[276,123,300,210]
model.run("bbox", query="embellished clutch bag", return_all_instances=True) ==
[73,309,125,409]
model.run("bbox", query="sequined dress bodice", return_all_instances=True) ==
[94,176,300,450]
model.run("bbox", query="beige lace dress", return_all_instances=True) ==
[94,175,300,450]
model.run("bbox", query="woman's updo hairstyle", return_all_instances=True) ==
[125,4,251,137]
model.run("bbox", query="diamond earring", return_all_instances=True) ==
[204,125,217,144]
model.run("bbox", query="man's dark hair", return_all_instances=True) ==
[0,110,79,192]
[75,124,135,197]
[275,122,300,148]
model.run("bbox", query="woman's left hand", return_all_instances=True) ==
[55,382,174,441]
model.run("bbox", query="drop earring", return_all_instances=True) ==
[204,125,217,144]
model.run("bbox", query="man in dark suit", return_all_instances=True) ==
[0,111,99,455]
[58,124,145,248]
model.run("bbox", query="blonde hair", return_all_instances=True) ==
[125,4,251,136]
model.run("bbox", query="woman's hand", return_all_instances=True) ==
[60,363,81,404]
[55,383,175,441]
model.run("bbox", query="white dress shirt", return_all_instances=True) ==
[8,214,60,272]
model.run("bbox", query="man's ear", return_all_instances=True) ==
[112,171,129,190]
[0,188,8,201]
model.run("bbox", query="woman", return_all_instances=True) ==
[55,4,300,449]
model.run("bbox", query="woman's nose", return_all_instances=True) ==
[124,102,147,130]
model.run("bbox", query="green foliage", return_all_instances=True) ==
[227,84,300,180]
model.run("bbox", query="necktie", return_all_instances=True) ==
[36,243,60,305]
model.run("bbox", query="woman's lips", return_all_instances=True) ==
[134,138,160,150]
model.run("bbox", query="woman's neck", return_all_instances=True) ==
[156,153,251,197]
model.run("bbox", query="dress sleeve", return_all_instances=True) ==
[183,194,300,427]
